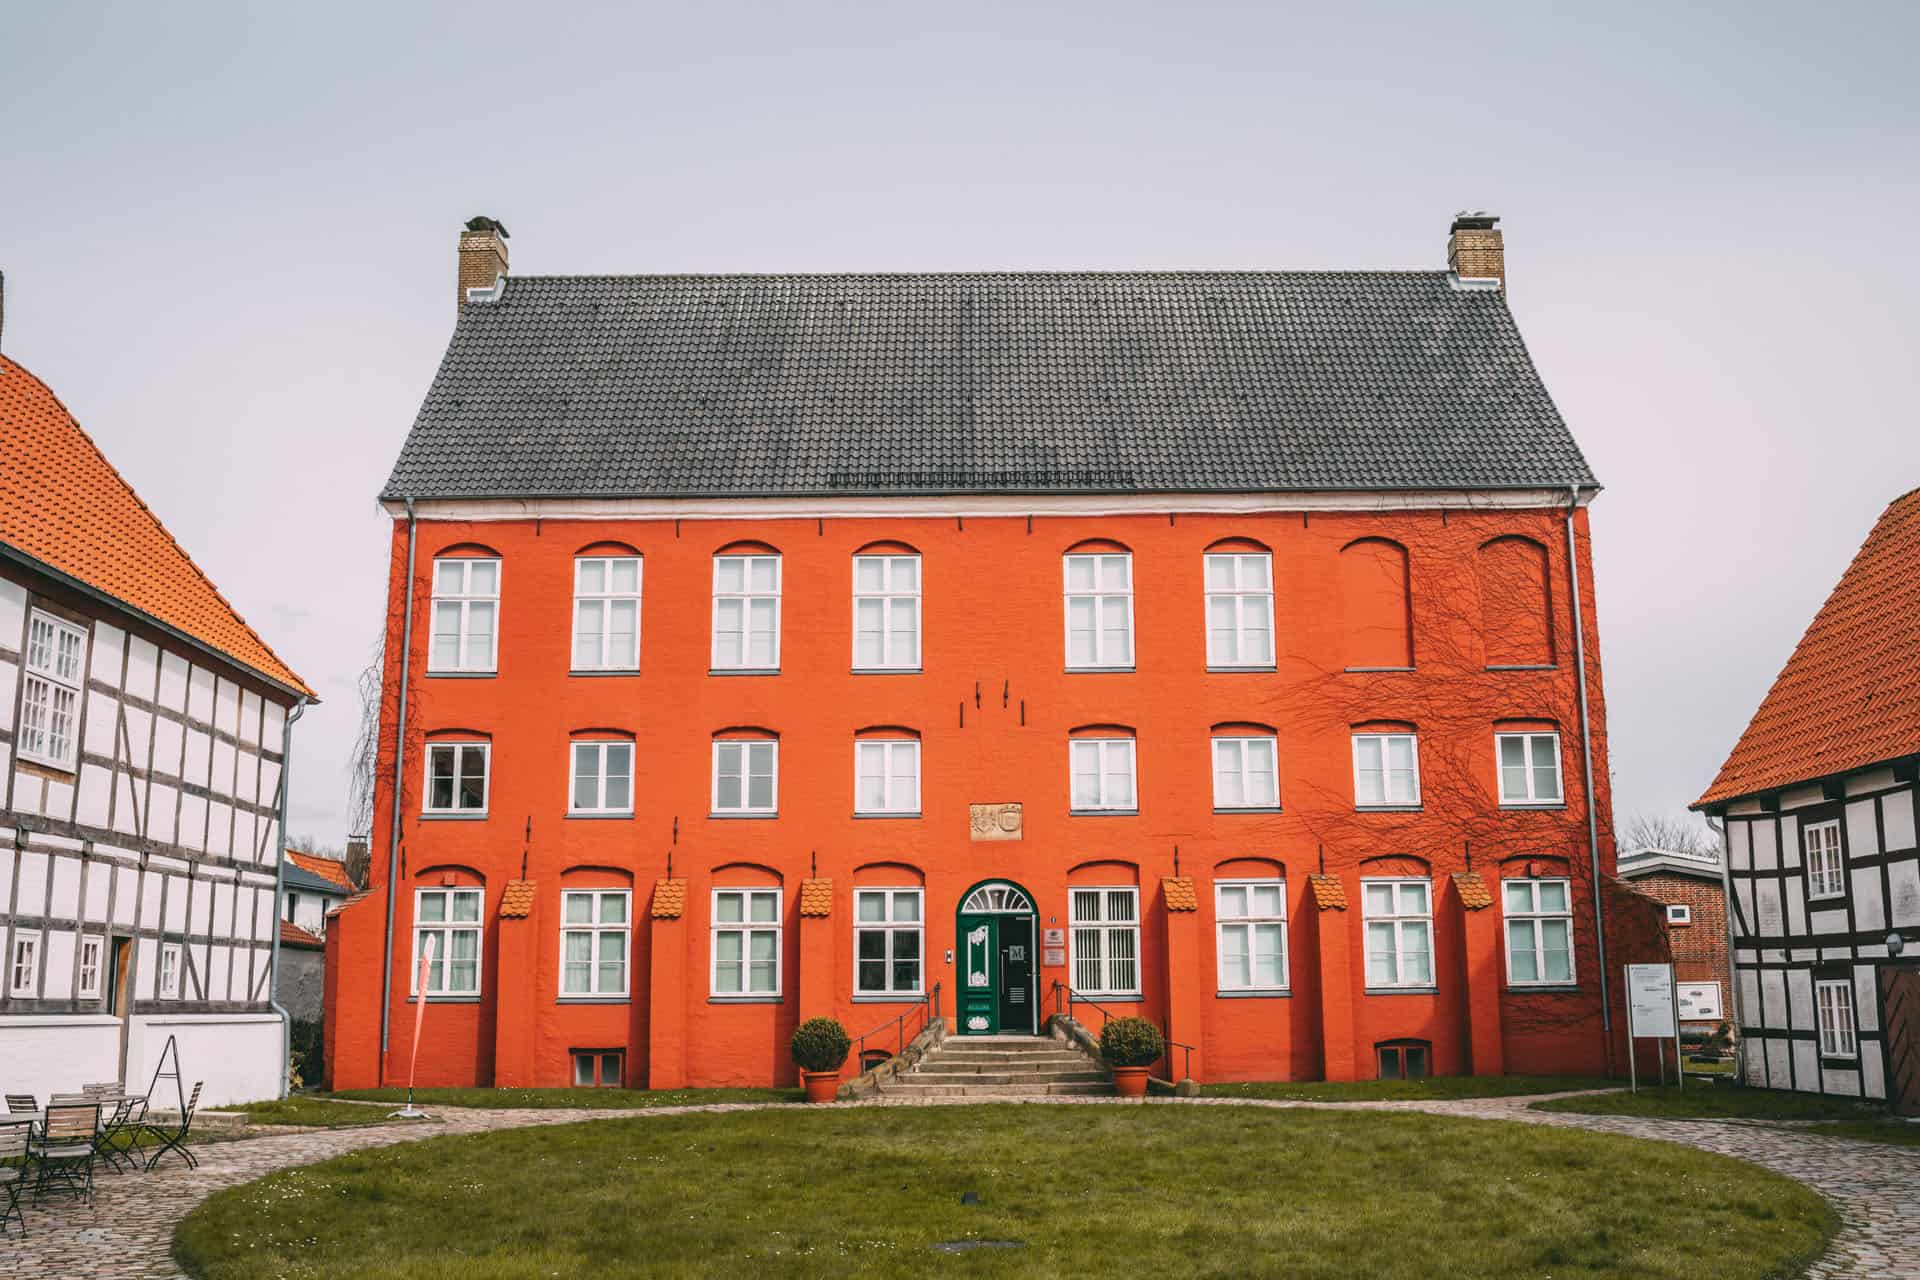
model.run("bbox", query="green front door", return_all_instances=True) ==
[958,914,1000,1034]
[957,912,1037,1035]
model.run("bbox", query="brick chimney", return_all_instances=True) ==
[457,216,510,310]
[1447,212,1504,290]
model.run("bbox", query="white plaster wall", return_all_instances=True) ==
[128,1012,282,1107]
[0,1015,122,1098]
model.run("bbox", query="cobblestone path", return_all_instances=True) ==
[3,1091,1912,1278]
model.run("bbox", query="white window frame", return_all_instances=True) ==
[1806,820,1845,900]
[711,739,778,816]
[428,557,500,673]
[18,609,88,771]
[1062,552,1135,670]
[1666,904,1692,925]
[1815,978,1858,1059]
[1069,737,1138,813]
[1503,878,1575,986]
[1204,552,1275,669]
[1496,731,1565,807]
[559,889,631,998]
[77,935,104,1000]
[423,741,490,815]
[852,554,922,671]
[1362,878,1434,990]
[711,554,782,671]
[711,888,783,998]
[853,888,924,997]
[157,942,182,999]
[854,739,921,815]
[1212,736,1279,811]
[7,931,40,997]
[1215,880,1288,992]
[571,556,642,672]
[569,740,634,816]
[1069,886,1141,997]
[412,887,484,997]
[1351,733,1421,809]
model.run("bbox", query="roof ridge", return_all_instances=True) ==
[0,356,312,697]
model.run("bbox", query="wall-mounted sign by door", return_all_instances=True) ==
[1043,928,1065,947]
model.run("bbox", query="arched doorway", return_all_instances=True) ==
[955,880,1039,1035]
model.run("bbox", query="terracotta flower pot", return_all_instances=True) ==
[1111,1066,1149,1098]
[801,1069,841,1103]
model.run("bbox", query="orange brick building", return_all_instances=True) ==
[326,214,1630,1091]
[1617,847,1732,1032]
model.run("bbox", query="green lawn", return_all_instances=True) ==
[322,1085,803,1110]
[174,1105,1832,1280]
[228,1097,397,1128]
[1187,1073,1616,1102]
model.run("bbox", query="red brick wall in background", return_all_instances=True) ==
[326,503,1623,1090]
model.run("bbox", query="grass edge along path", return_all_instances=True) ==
[1183,1073,1618,1102]
[1533,1083,1920,1147]
[174,1103,1834,1280]
[322,1084,804,1109]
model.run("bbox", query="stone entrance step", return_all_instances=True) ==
[878,1030,1116,1099]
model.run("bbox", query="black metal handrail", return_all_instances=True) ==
[850,983,941,1069]
[1050,980,1195,1081]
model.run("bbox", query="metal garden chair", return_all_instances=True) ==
[0,1119,30,1238]
[96,1095,147,1173]
[4,1095,37,1122]
[139,1081,202,1171]
[30,1100,99,1206]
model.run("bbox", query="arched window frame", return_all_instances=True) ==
[1203,544,1276,670]
[711,546,782,672]
[428,548,501,674]
[572,550,642,673]
[852,544,923,672]
[1062,544,1134,671]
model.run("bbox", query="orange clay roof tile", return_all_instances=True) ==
[651,878,687,919]
[498,880,537,918]
[1161,876,1198,911]
[279,919,324,949]
[799,878,833,916]
[288,849,352,891]
[1307,874,1347,910]
[1452,871,1494,910]
[1699,487,1920,806]
[0,357,311,697]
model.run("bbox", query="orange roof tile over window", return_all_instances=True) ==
[651,878,687,919]
[1307,874,1348,910]
[798,878,833,917]
[498,880,537,918]
[1161,877,1198,912]
[0,357,311,697]
[1699,487,1920,806]
[288,849,353,891]
[1451,871,1493,911]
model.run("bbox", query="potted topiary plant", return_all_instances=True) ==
[790,1016,852,1103]
[1100,1016,1164,1098]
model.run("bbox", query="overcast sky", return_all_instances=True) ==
[3,1,1915,847]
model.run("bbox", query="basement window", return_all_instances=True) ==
[1376,1039,1431,1081]
[572,1049,624,1087]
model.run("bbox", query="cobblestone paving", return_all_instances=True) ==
[4,1091,1912,1278]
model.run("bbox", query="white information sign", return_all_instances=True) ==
[1628,964,1677,1038]
[1677,982,1723,1021]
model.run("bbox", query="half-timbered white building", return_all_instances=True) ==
[1696,486,1920,1111]
[0,347,314,1107]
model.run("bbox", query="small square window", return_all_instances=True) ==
[1666,904,1692,926]
[572,1049,624,1087]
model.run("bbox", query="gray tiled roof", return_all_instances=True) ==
[382,271,1595,499]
